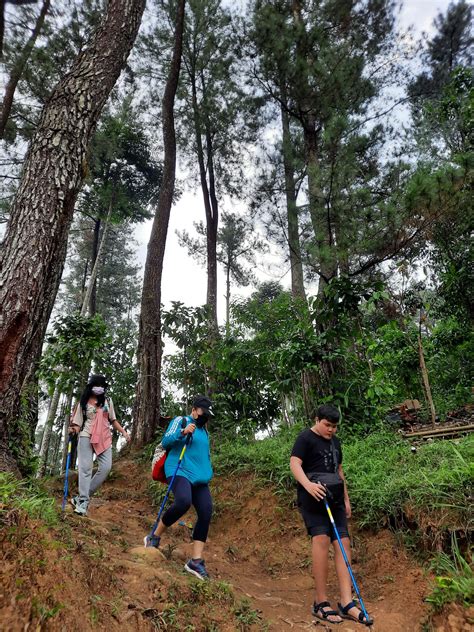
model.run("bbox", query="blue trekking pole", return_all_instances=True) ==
[323,497,373,626]
[144,434,192,548]
[61,434,73,512]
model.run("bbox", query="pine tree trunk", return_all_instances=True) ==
[82,200,113,317]
[190,72,219,335]
[0,0,51,138]
[205,126,219,335]
[225,260,231,335]
[36,387,61,478]
[280,98,306,300]
[305,122,337,294]
[133,0,186,447]
[89,218,101,316]
[291,0,336,294]
[61,390,74,472]
[0,0,146,474]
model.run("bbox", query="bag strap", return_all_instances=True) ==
[330,439,339,473]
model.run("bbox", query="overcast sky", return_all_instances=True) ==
[135,0,452,327]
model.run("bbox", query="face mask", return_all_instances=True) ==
[195,414,209,428]
[92,386,105,395]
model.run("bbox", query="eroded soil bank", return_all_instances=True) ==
[1,455,470,631]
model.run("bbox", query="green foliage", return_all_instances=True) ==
[233,598,263,628]
[39,313,109,394]
[213,424,303,491]
[427,317,474,413]
[214,428,473,539]
[2,0,103,144]
[427,536,474,611]
[162,302,210,409]
[342,433,472,532]
[31,598,64,624]
[95,323,138,430]
[81,101,161,225]
[162,270,472,438]
[0,473,58,526]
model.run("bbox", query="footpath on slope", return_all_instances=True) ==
[1,453,453,631]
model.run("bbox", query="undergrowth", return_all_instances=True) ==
[0,472,58,526]
[426,537,474,611]
[214,427,473,612]
[213,428,472,535]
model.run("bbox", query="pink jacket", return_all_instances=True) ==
[90,407,112,455]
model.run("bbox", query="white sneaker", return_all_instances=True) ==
[73,498,89,516]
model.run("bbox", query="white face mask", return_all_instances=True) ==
[92,386,105,395]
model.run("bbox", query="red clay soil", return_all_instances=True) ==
[0,455,467,631]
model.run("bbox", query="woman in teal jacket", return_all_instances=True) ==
[148,395,214,580]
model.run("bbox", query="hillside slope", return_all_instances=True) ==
[1,455,439,631]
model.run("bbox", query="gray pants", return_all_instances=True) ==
[78,436,112,502]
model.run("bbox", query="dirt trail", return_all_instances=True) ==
[85,457,430,631]
[1,455,434,631]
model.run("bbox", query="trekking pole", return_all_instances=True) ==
[144,434,192,547]
[323,496,372,626]
[61,434,73,512]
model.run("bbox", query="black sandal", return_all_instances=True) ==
[311,601,342,624]
[338,600,373,626]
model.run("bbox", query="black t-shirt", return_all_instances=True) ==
[291,429,343,507]
[291,428,342,474]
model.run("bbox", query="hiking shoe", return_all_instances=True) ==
[144,534,161,548]
[73,499,88,516]
[184,558,209,580]
[70,495,79,509]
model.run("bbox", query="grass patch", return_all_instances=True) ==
[213,424,300,493]
[342,432,472,534]
[0,472,59,526]
[214,428,472,533]
[214,427,473,612]
[426,536,474,612]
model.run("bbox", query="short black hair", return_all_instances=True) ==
[314,404,340,424]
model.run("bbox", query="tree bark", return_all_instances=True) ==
[291,0,336,295]
[205,123,219,334]
[225,255,231,335]
[133,0,186,447]
[89,218,101,315]
[36,387,60,477]
[280,97,306,300]
[82,200,113,317]
[304,121,337,294]
[0,0,51,138]
[60,389,74,472]
[190,73,219,334]
[0,0,146,473]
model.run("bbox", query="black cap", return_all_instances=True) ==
[192,395,214,416]
[88,374,108,388]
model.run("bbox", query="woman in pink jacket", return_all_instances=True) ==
[69,374,130,516]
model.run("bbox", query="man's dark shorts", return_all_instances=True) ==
[297,491,349,540]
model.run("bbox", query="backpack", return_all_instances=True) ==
[151,443,168,483]
[151,417,188,483]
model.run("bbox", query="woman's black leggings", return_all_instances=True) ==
[162,475,213,542]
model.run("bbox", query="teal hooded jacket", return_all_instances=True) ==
[162,415,213,485]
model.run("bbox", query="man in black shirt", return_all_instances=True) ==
[290,404,370,626]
